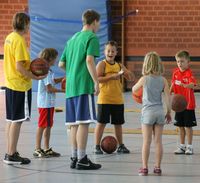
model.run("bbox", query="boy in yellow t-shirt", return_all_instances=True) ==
[3,12,45,165]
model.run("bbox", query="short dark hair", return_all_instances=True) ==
[105,40,118,49]
[39,48,58,63]
[12,12,30,31]
[82,9,100,25]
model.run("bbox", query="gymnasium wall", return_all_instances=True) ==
[0,0,29,55]
[124,0,200,88]
[125,0,200,56]
[1,0,200,56]
[29,0,109,90]
[1,0,200,89]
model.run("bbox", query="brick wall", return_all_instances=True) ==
[124,0,200,89]
[125,0,200,56]
[126,61,200,89]
[0,0,28,54]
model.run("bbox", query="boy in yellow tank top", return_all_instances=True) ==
[94,41,135,154]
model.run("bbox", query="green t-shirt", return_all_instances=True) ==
[60,30,100,98]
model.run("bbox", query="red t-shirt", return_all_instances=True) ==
[171,68,196,110]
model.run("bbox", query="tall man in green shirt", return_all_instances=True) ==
[59,9,101,170]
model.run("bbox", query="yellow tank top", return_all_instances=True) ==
[97,60,124,104]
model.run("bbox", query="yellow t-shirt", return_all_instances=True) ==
[4,32,31,91]
[97,60,124,104]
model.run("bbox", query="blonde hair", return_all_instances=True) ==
[142,52,164,75]
[39,48,58,63]
[175,50,190,61]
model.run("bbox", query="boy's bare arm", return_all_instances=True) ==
[86,55,99,95]
[163,78,171,113]
[163,77,172,123]
[181,82,195,89]
[169,83,173,94]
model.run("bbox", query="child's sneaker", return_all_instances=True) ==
[4,152,31,165]
[76,155,101,170]
[185,147,193,155]
[117,144,130,154]
[94,145,103,154]
[174,146,186,154]
[153,167,162,175]
[70,157,78,169]
[33,149,49,158]
[138,168,148,176]
[44,148,61,157]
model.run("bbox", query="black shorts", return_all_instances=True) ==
[97,104,125,125]
[174,109,197,127]
[5,88,32,122]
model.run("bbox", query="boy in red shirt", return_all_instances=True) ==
[171,50,197,155]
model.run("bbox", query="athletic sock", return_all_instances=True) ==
[187,144,193,148]
[180,144,186,148]
[78,149,86,160]
[71,147,77,158]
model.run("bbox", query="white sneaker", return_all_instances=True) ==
[174,146,186,154]
[185,147,193,155]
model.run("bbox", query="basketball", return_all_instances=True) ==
[61,78,66,90]
[171,94,187,112]
[101,136,117,154]
[30,58,49,76]
[132,87,143,104]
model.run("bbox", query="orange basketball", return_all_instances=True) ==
[61,78,66,90]
[132,87,143,104]
[101,136,117,154]
[171,94,187,112]
[30,58,49,76]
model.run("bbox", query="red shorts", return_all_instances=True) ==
[38,108,54,128]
